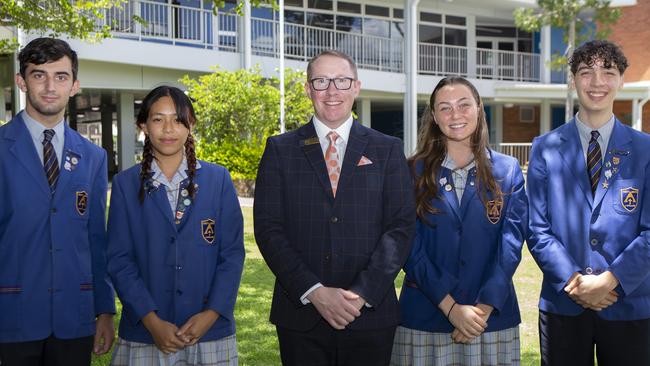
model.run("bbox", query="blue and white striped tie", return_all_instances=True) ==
[587,130,602,196]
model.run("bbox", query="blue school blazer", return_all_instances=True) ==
[107,161,245,343]
[399,151,528,333]
[527,118,650,320]
[0,113,115,342]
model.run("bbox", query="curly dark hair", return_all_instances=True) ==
[569,40,628,75]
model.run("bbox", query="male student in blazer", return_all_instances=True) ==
[254,50,416,366]
[527,40,650,366]
[0,38,115,365]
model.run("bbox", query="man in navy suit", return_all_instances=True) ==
[0,38,115,365]
[254,50,416,365]
[528,40,650,365]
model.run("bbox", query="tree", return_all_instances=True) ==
[180,66,312,181]
[514,0,621,121]
[0,0,131,54]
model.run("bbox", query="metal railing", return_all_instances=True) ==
[495,143,532,167]
[95,0,541,81]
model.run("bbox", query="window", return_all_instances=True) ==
[393,8,403,19]
[307,0,332,10]
[444,28,466,46]
[520,106,535,123]
[337,15,362,33]
[420,12,441,24]
[365,5,389,17]
[364,18,389,38]
[306,12,333,28]
[338,1,361,13]
[419,24,442,44]
[445,15,465,26]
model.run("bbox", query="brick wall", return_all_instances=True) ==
[612,100,650,132]
[605,0,650,82]
[502,105,540,142]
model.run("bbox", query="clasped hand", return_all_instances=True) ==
[142,310,220,354]
[448,303,492,344]
[564,272,619,311]
[307,287,365,330]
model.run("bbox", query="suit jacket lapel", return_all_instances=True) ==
[439,168,462,223]
[6,114,51,196]
[151,184,176,230]
[459,166,477,220]
[593,119,632,208]
[559,120,593,208]
[299,121,334,200]
[336,121,367,199]
[52,124,82,203]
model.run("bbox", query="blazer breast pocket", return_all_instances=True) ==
[610,179,642,215]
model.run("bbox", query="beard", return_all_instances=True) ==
[26,92,69,117]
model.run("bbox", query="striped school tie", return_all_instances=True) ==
[43,129,59,192]
[587,130,602,196]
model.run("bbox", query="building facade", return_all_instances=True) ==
[1,0,648,174]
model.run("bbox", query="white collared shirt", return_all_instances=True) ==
[312,115,354,161]
[21,110,65,165]
[150,157,201,215]
[575,113,615,164]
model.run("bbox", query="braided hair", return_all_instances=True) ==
[137,86,197,204]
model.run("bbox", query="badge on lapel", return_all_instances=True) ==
[486,199,503,224]
[64,150,81,171]
[620,187,639,212]
[76,191,88,215]
[201,219,216,244]
[300,137,320,146]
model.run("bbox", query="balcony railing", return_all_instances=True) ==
[96,0,541,82]
[495,143,533,167]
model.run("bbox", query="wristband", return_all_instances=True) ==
[446,301,457,318]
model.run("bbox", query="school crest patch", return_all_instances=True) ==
[486,199,503,224]
[201,219,216,244]
[620,187,639,212]
[76,191,88,215]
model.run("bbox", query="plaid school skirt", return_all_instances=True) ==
[391,325,520,366]
[110,334,238,366]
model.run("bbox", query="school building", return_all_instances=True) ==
[1,0,649,174]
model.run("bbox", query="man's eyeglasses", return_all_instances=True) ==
[309,77,355,91]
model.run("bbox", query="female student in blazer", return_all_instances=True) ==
[107,86,245,365]
[391,76,528,366]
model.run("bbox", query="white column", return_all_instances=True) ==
[466,15,476,78]
[403,0,420,156]
[494,104,503,145]
[540,99,551,135]
[13,28,26,113]
[0,88,5,122]
[636,98,650,131]
[241,0,252,70]
[117,92,136,171]
[540,25,551,84]
[358,98,371,128]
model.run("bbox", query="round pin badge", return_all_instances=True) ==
[183,199,191,206]
[64,162,71,170]
[181,189,188,197]
[444,184,452,191]
[71,157,78,165]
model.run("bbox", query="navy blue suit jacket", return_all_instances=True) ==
[0,113,115,342]
[528,118,650,320]
[400,152,527,332]
[254,121,416,331]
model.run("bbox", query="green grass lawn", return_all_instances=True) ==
[93,206,543,365]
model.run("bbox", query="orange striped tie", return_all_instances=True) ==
[325,131,341,197]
